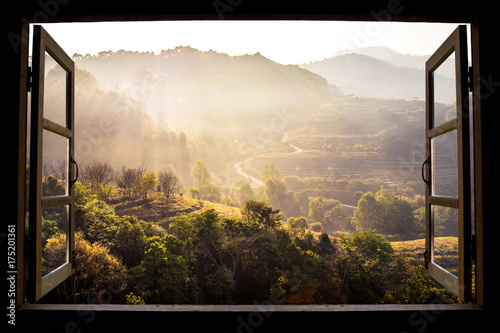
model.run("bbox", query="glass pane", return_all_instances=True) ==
[432,205,459,277]
[44,51,67,127]
[42,205,69,277]
[432,130,458,197]
[433,52,456,127]
[43,129,68,196]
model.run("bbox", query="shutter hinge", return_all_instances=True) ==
[423,250,429,267]
[27,66,32,92]
[467,66,474,92]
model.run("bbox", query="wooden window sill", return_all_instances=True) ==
[20,303,482,312]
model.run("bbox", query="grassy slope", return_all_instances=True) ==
[391,237,459,275]
[109,190,242,224]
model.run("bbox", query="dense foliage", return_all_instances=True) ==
[39,170,452,305]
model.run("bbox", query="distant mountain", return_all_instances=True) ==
[332,46,456,77]
[332,47,428,70]
[73,47,342,130]
[301,47,456,103]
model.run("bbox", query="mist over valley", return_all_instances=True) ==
[41,45,456,216]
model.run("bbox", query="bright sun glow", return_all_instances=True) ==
[37,21,460,65]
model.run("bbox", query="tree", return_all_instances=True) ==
[82,160,114,192]
[157,166,181,204]
[203,182,222,203]
[239,183,254,204]
[383,258,435,304]
[81,199,120,247]
[130,236,189,304]
[42,175,65,196]
[178,131,190,165]
[241,200,282,228]
[43,232,128,304]
[433,206,459,237]
[297,191,310,216]
[132,171,157,201]
[116,167,141,198]
[260,163,281,182]
[336,230,394,303]
[190,188,201,199]
[315,185,325,198]
[205,266,235,304]
[309,222,324,232]
[352,192,382,232]
[262,178,287,210]
[325,205,352,232]
[308,198,325,223]
[287,216,308,230]
[42,218,61,247]
[191,160,210,194]
[349,229,394,266]
[112,219,146,268]
[169,213,197,267]
[352,189,416,239]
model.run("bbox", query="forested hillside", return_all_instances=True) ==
[39,173,456,305]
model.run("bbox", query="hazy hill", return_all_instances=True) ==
[333,47,430,71]
[43,46,450,195]
[43,49,344,185]
[43,66,156,168]
[73,47,342,131]
[301,49,455,103]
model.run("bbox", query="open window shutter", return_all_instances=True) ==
[424,25,472,302]
[29,25,76,301]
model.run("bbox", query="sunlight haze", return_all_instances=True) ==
[38,21,460,64]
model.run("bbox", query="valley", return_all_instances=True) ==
[37,44,462,305]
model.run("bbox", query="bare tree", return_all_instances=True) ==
[158,167,181,204]
[116,165,145,198]
[81,160,114,191]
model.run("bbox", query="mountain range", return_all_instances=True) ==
[73,47,341,130]
[40,44,444,189]
[73,46,456,121]
[300,46,455,103]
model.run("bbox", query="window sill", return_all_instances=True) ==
[20,303,482,312]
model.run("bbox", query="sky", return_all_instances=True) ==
[37,21,462,65]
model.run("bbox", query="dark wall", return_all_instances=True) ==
[5,1,497,332]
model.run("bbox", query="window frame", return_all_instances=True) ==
[28,25,76,302]
[14,15,485,313]
[424,25,472,302]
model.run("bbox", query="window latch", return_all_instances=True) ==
[421,157,430,187]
